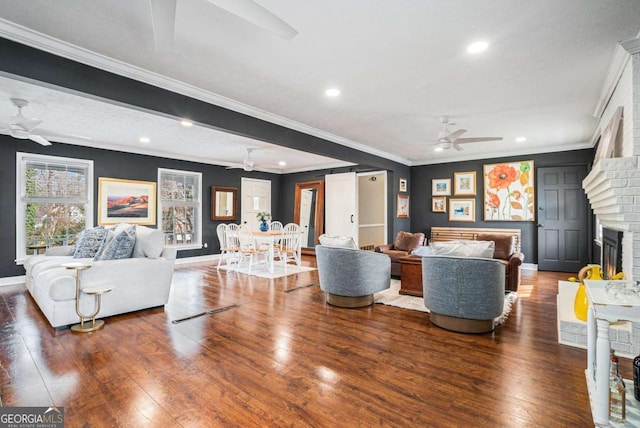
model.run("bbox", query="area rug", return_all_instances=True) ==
[218,263,316,279]
[374,280,517,325]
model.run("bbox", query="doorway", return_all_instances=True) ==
[537,165,589,272]
[240,177,271,230]
[325,171,387,248]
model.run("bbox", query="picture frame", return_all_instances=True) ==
[448,199,475,222]
[432,196,446,213]
[483,160,535,221]
[454,171,476,196]
[399,177,408,193]
[432,178,451,196]
[98,177,156,225]
[397,194,409,218]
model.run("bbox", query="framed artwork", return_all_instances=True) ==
[432,196,446,213]
[397,194,409,218]
[483,160,535,221]
[432,178,451,196]
[399,177,408,193]
[454,171,476,196]
[448,199,475,222]
[98,177,156,225]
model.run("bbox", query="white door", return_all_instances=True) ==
[325,172,358,245]
[299,189,314,246]
[241,177,271,230]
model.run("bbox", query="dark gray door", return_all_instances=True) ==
[537,166,589,272]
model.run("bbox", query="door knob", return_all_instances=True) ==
[537,223,544,227]
[350,214,354,223]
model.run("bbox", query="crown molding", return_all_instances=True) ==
[410,141,592,166]
[0,19,410,166]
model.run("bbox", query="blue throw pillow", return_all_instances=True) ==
[95,225,136,261]
[73,226,107,259]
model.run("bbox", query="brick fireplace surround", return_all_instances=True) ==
[583,43,640,280]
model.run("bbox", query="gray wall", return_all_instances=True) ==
[410,149,595,264]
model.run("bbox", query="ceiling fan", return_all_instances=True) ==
[149,0,298,51]
[427,116,503,151]
[0,98,52,146]
[226,148,257,171]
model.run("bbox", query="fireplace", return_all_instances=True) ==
[602,228,623,280]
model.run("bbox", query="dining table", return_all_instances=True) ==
[251,230,298,274]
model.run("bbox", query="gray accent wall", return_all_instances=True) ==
[410,149,595,264]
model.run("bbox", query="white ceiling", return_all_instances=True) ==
[0,0,639,169]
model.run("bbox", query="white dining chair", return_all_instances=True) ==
[279,223,301,272]
[237,225,267,275]
[216,223,228,268]
[223,223,240,270]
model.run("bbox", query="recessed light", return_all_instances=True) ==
[139,137,150,143]
[434,147,444,152]
[278,161,286,167]
[325,88,341,97]
[467,41,488,54]
[516,137,527,143]
[180,119,193,127]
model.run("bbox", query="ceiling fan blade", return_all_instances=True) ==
[206,0,298,40]
[29,135,52,146]
[10,116,42,132]
[149,0,177,51]
[447,129,467,141]
[38,129,93,141]
[455,137,503,144]
[452,143,464,151]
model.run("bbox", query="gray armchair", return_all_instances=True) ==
[422,255,505,333]
[316,245,391,308]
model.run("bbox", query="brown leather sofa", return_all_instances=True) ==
[374,231,426,276]
[475,233,524,292]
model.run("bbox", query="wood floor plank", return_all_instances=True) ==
[0,260,595,426]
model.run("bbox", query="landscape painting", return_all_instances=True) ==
[98,177,156,225]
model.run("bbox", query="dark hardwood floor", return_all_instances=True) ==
[0,258,596,427]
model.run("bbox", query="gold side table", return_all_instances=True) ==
[62,262,113,333]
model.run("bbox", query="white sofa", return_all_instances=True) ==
[24,225,177,329]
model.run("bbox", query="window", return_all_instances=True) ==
[158,168,202,249]
[16,153,93,263]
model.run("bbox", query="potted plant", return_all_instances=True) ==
[256,211,271,232]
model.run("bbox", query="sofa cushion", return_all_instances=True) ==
[411,246,433,257]
[394,231,425,252]
[318,234,358,250]
[476,233,515,260]
[383,249,411,263]
[95,225,136,260]
[430,240,495,258]
[133,225,165,258]
[73,226,107,259]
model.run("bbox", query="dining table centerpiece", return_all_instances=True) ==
[256,211,271,232]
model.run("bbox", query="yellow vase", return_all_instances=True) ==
[574,282,588,322]
[573,264,603,322]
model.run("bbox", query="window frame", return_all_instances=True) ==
[15,152,94,264]
[157,167,202,250]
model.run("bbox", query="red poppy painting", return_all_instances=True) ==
[483,161,535,221]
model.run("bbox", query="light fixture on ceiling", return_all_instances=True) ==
[278,161,286,167]
[434,146,444,152]
[325,88,341,97]
[467,41,488,54]
[516,136,527,143]
[180,119,193,127]
[139,137,150,143]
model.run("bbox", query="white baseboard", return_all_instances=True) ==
[0,275,26,286]
[174,254,220,265]
[0,255,222,287]
[522,263,538,270]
